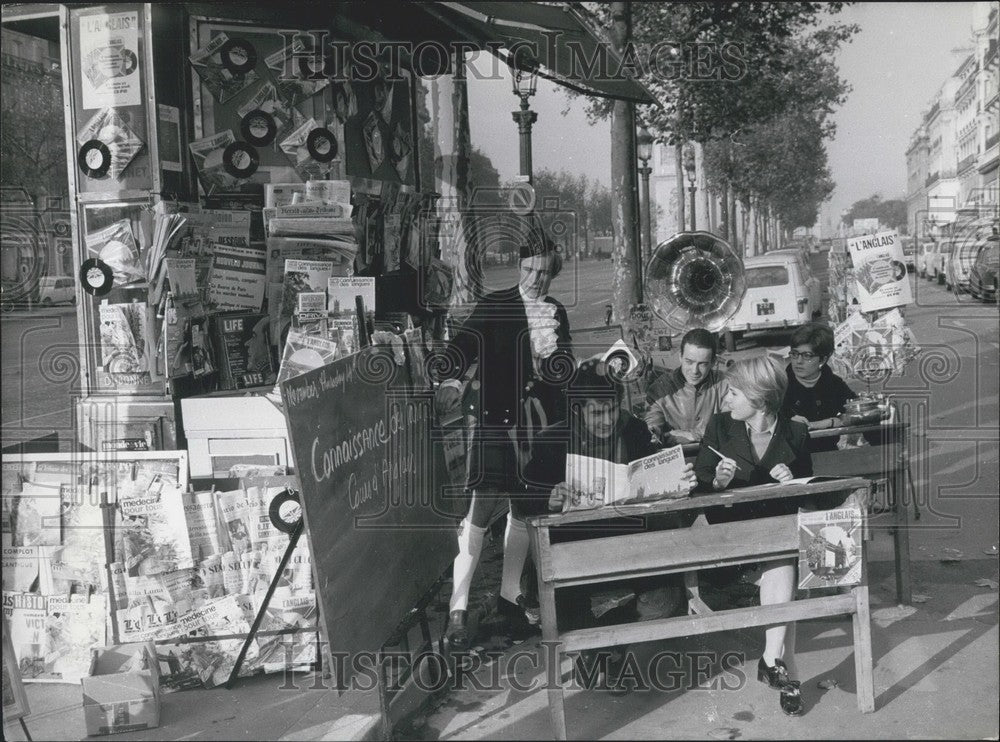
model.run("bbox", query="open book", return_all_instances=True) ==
[778,476,843,486]
[563,445,690,512]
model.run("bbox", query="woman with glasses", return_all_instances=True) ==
[782,324,857,451]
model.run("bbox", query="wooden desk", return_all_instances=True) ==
[681,422,912,604]
[526,478,875,741]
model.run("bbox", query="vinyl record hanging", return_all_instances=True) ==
[79,257,114,296]
[220,37,257,74]
[306,127,338,162]
[223,141,260,178]
[77,139,112,179]
[240,108,277,147]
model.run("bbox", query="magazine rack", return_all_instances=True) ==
[525,477,875,741]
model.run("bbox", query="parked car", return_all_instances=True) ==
[37,275,76,306]
[968,237,999,302]
[944,241,980,293]
[916,241,936,278]
[925,240,955,284]
[900,237,916,268]
[722,252,813,352]
[768,247,823,316]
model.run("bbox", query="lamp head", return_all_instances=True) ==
[637,126,654,164]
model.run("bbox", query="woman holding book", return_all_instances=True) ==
[693,354,812,716]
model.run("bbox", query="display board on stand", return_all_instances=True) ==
[281,346,461,678]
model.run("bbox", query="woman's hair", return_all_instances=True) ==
[725,354,788,415]
[789,322,834,359]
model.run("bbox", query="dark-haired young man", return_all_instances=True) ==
[645,327,728,446]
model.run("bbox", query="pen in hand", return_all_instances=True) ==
[707,445,742,472]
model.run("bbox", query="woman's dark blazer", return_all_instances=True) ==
[693,411,813,521]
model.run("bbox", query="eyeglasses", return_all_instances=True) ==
[789,350,820,360]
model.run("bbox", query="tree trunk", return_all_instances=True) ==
[719,181,729,241]
[675,143,685,232]
[610,0,642,328]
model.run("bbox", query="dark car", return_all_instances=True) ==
[968,237,999,302]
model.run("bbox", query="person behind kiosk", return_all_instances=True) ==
[644,328,729,446]
[782,323,857,452]
[435,220,573,650]
[694,354,812,716]
[522,359,697,692]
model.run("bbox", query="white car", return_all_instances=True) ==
[925,240,955,285]
[767,247,823,316]
[722,252,814,351]
[37,276,76,306]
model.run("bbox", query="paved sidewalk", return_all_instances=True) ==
[401,556,999,740]
[5,528,997,741]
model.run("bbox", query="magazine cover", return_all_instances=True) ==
[847,230,913,312]
[273,258,336,347]
[119,484,195,577]
[213,312,275,390]
[1,545,41,592]
[237,81,303,146]
[279,117,339,181]
[3,592,49,681]
[5,481,61,546]
[798,498,865,589]
[207,245,267,312]
[189,32,260,104]
[217,490,254,555]
[327,276,375,317]
[76,107,145,180]
[85,219,145,286]
[272,331,339,392]
[183,490,225,561]
[264,38,329,105]
[48,483,105,590]
[42,595,106,683]
[189,130,243,195]
[99,302,154,387]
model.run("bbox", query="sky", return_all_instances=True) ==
[465,2,981,229]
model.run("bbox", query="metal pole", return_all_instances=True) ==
[512,97,537,184]
[689,186,697,231]
[639,164,652,264]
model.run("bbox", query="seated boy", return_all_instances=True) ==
[515,359,697,691]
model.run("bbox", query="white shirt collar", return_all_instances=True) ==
[519,284,545,305]
[746,417,777,437]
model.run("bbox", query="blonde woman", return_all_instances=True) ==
[694,354,812,716]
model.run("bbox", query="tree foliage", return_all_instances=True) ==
[842,194,908,230]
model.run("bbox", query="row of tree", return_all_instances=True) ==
[576,2,858,254]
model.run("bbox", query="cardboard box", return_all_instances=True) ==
[81,642,161,736]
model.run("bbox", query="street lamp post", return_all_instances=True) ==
[511,66,538,183]
[636,126,654,264]
[683,143,697,231]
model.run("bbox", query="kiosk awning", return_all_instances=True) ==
[415,1,657,105]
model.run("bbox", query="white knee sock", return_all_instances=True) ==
[500,515,530,604]
[450,518,486,612]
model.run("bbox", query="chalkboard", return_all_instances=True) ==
[280,347,462,674]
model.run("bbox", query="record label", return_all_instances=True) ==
[77,140,112,178]
[79,258,114,296]
[223,142,259,178]
[268,488,303,534]
[220,38,257,74]
[306,127,338,162]
[240,109,277,147]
